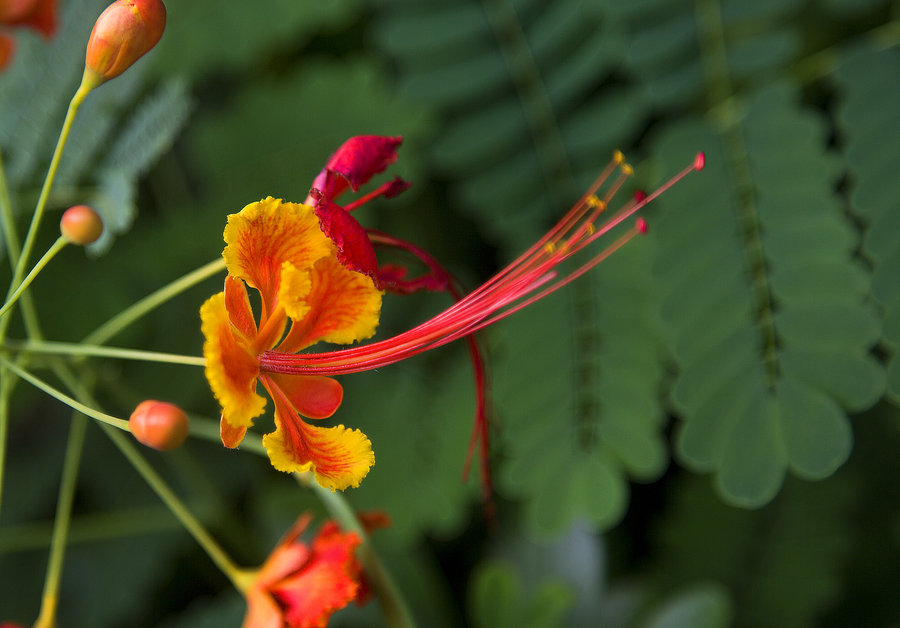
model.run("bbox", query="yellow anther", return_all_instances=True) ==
[587,195,606,210]
[544,242,556,253]
[621,163,634,176]
[613,150,625,164]
[586,223,595,235]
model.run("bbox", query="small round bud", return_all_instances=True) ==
[129,400,189,451]
[636,217,648,234]
[60,205,103,245]
[84,0,166,86]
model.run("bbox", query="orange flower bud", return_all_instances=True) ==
[83,0,166,86]
[60,204,103,245]
[129,400,189,451]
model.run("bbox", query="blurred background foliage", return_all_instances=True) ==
[0,0,899,625]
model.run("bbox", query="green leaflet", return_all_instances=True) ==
[652,83,878,507]
[468,562,574,628]
[494,245,667,535]
[835,45,900,403]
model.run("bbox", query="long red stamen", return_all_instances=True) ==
[259,152,703,378]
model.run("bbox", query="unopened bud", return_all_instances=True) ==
[83,0,166,87]
[129,400,189,451]
[60,205,103,245]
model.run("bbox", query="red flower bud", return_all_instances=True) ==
[60,204,103,245]
[129,400,189,451]
[84,0,166,86]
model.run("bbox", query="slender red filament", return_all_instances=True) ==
[259,152,703,377]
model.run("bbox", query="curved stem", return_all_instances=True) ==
[33,413,87,628]
[83,258,225,346]
[98,421,256,593]
[0,356,130,431]
[4,83,91,341]
[0,237,67,321]
[3,339,205,366]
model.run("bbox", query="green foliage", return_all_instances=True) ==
[651,474,855,627]
[651,84,879,507]
[834,45,900,401]
[495,244,667,534]
[468,561,574,628]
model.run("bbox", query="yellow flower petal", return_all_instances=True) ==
[201,292,266,432]
[223,198,331,317]
[278,255,382,353]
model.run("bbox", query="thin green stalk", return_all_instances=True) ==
[0,237,68,321]
[98,421,255,592]
[83,257,225,346]
[0,147,43,340]
[5,82,92,334]
[33,413,87,628]
[0,356,130,431]
[3,339,205,366]
[298,473,416,628]
[0,371,10,521]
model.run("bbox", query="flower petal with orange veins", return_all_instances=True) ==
[269,532,362,628]
[278,255,382,353]
[261,381,374,491]
[224,275,257,340]
[201,292,266,435]
[220,415,248,449]
[223,198,331,318]
[279,261,313,322]
[267,373,343,420]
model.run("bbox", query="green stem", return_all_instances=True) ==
[83,258,225,346]
[0,356,130,431]
[5,82,91,338]
[0,147,44,340]
[3,339,205,366]
[298,474,416,628]
[0,371,10,521]
[98,421,255,592]
[33,413,87,628]
[0,237,67,322]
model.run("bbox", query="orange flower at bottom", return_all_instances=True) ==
[244,513,389,628]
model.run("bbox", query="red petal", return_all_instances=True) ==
[0,35,13,70]
[309,135,403,201]
[266,374,343,420]
[311,194,379,278]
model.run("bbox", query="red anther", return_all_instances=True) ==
[636,217,648,234]
[694,152,706,171]
[633,190,647,203]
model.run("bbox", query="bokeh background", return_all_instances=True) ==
[1,0,899,625]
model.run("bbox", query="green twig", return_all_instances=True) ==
[33,413,87,628]
[3,339,205,366]
[0,356,130,431]
[83,257,225,346]
[0,237,68,322]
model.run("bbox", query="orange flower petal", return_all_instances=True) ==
[242,588,283,628]
[220,414,248,449]
[278,255,382,353]
[223,198,331,318]
[261,377,373,491]
[224,275,257,340]
[201,292,266,437]
[266,374,343,420]
[269,533,362,628]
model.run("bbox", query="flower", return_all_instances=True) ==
[243,512,389,628]
[201,197,383,490]
[0,0,57,70]
[202,135,704,493]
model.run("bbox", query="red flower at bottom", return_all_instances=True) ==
[244,513,389,628]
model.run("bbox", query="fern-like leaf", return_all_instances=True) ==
[834,45,900,402]
[651,83,881,507]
